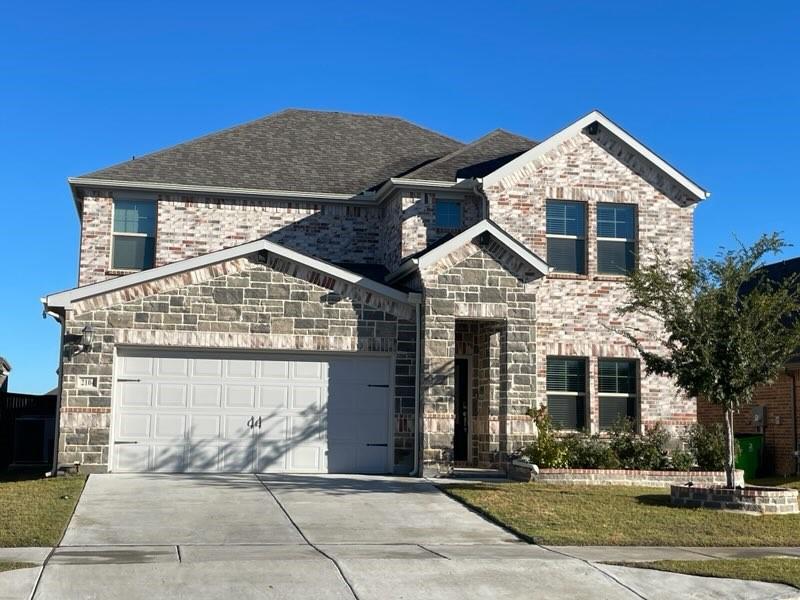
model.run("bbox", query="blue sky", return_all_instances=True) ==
[1,1,798,393]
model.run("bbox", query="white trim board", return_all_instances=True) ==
[44,238,417,311]
[386,220,550,283]
[482,110,709,201]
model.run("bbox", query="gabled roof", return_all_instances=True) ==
[44,239,417,312]
[386,219,549,283]
[482,110,709,201]
[74,109,464,197]
[404,129,537,182]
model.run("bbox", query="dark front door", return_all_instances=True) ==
[454,358,469,462]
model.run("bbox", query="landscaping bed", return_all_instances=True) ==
[441,481,800,546]
[0,473,86,547]
[671,483,799,514]
[620,558,800,590]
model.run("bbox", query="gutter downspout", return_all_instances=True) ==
[409,294,423,476]
[789,368,798,475]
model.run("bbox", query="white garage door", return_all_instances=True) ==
[111,349,392,474]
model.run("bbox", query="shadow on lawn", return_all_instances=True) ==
[634,493,672,507]
[0,468,50,483]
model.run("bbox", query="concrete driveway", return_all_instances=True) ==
[28,474,799,600]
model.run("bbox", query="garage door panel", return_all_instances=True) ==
[152,444,186,472]
[225,385,256,408]
[113,350,391,474]
[118,383,152,408]
[115,444,149,471]
[156,384,187,407]
[259,385,288,409]
[154,414,186,439]
[189,415,221,439]
[191,385,222,408]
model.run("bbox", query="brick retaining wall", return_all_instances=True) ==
[671,484,799,514]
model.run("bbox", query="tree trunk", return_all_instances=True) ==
[722,406,737,488]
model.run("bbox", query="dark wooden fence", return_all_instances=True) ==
[0,392,57,470]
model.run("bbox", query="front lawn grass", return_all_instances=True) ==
[442,482,800,546]
[0,473,86,547]
[0,561,37,573]
[623,558,800,589]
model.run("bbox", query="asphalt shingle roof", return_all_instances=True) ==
[405,129,537,182]
[79,109,465,195]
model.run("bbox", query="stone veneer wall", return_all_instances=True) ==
[60,254,416,472]
[420,238,541,475]
[484,126,698,433]
[698,371,800,477]
[509,464,744,488]
[78,192,383,286]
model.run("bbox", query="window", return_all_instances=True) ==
[597,203,636,275]
[112,199,156,270]
[598,359,638,430]
[546,200,586,274]
[435,200,462,229]
[546,357,587,430]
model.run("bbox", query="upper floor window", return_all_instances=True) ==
[112,199,156,271]
[546,356,587,430]
[597,204,636,275]
[598,358,638,430]
[546,200,586,274]
[435,200,462,229]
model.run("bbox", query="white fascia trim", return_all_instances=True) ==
[44,239,416,310]
[482,111,710,201]
[372,177,479,202]
[68,177,377,204]
[386,220,550,283]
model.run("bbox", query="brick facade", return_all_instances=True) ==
[697,371,800,476]
[485,126,697,433]
[60,254,416,473]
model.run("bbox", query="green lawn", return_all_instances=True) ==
[0,473,86,547]
[624,558,800,589]
[442,482,800,546]
[0,561,37,573]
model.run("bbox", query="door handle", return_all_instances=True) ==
[115,441,138,445]
[366,443,388,447]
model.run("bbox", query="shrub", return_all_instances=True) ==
[686,423,734,470]
[670,448,695,471]
[565,433,620,469]
[521,407,571,468]
[608,418,670,470]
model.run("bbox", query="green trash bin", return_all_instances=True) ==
[735,434,764,481]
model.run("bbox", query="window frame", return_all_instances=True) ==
[545,199,587,275]
[545,355,588,431]
[110,197,157,272]
[596,202,637,276]
[597,358,639,431]
[434,199,463,230]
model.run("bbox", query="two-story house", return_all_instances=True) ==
[43,109,708,476]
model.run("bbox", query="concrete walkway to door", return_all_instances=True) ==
[21,474,800,599]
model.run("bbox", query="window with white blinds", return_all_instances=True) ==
[597,203,636,275]
[598,358,638,430]
[112,199,156,270]
[546,200,586,274]
[546,357,587,430]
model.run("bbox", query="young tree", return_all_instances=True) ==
[618,234,800,488]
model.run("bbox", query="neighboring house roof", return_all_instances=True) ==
[386,219,549,283]
[404,129,537,182]
[75,109,464,196]
[0,356,10,374]
[43,238,418,312]
[482,110,710,201]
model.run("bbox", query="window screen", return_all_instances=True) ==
[112,199,156,270]
[598,359,638,430]
[435,200,462,229]
[597,204,635,275]
[546,200,586,274]
[546,357,587,429]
